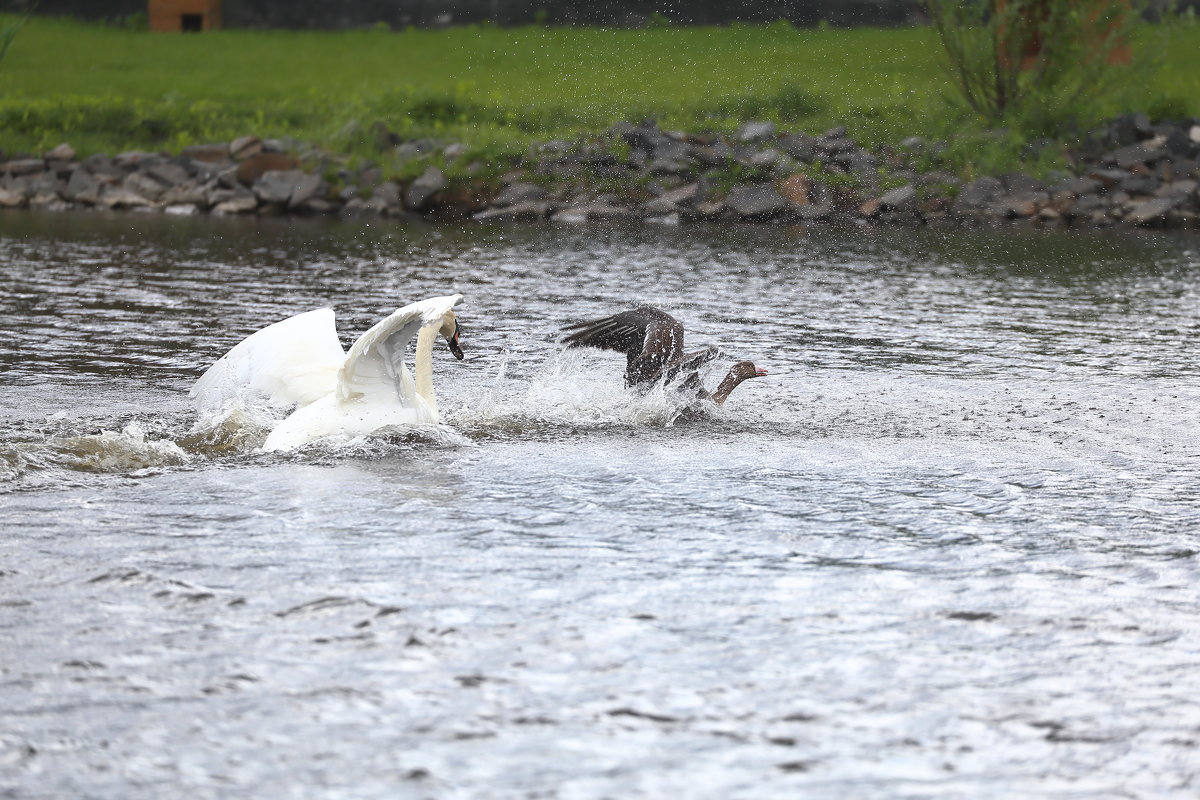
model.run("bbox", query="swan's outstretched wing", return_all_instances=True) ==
[190,308,345,417]
[338,294,463,403]
[561,306,685,385]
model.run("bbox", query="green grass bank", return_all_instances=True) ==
[1,16,1198,179]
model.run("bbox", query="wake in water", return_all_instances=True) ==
[0,349,745,490]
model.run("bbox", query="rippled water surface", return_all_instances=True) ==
[2,212,1200,799]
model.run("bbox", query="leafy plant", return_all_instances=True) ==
[924,0,1151,134]
[0,3,35,68]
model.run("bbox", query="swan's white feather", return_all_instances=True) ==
[189,308,345,419]
[338,294,463,403]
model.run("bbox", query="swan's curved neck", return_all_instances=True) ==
[414,324,437,408]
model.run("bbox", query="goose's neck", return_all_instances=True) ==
[710,369,746,405]
[414,324,437,408]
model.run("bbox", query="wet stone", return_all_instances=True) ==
[492,182,547,208]
[726,184,790,220]
[404,166,447,211]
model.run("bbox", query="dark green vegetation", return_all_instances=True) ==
[0,15,1197,180]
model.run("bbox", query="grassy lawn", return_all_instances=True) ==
[0,16,1197,176]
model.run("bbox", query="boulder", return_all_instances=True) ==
[181,144,231,163]
[736,121,776,143]
[1126,197,1177,225]
[1,158,45,177]
[212,188,259,214]
[287,173,325,209]
[1105,142,1168,168]
[101,186,154,209]
[473,201,550,222]
[492,181,547,208]
[0,186,26,207]
[163,204,199,216]
[64,169,102,204]
[1002,173,1046,195]
[236,152,299,186]
[779,134,819,162]
[253,170,308,204]
[725,183,789,220]
[404,166,447,211]
[1088,168,1130,188]
[952,177,1003,212]
[879,185,917,210]
[1051,176,1101,196]
[122,172,167,202]
[229,135,263,160]
[369,181,401,207]
[45,143,75,161]
[1119,174,1159,196]
[114,151,159,169]
[159,182,209,207]
[778,174,811,205]
[145,161,192,187]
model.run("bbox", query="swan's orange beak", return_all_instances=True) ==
[754,367,768,377]
[447,319,464,360]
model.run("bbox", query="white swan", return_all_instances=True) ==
[190,294,464,451]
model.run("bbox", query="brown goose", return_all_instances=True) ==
[561,306,767,404]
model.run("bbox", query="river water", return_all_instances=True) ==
[2,211,1199,798]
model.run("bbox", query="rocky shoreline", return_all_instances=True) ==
[2,113,1199,230]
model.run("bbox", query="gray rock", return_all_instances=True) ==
[835,150,877,175]
[369,181,401,207]
[474,201,550,222]
[1002,173,1046,195]
[181,144,230,163]
[794,202,834,221]
[114,151,159,169]
[1088,168,1130,188]
[122,172,167,202]
[287,173,325,209]
[492,182,547,207]
[692,143,733,167]
[779,134,818,163]
[726,183,789,220]
[404,166,447,211]
[443,143,469,160]
[1,158,44,177]
[208,185,257,213]
[145,161,192,187]
[64,169,102,204]
[748,148,782,169]
[229,135,262,160]
[1162,126,1192,156]
[0,186,26,207]
[159,182,209,207]
[1105,142,1168,168]
[1052,177,1101,195]
[101,186,155,209]
[1126,197,1178,225]
[212,191,259,215]
[81,155,125,179]
[163,204,199,216]
[879,185,917,210]
[736,121,776,143]
[1119,174,1160,196]
[252,169,307,205]
[954,177,1004,211]
[45,143,75,161]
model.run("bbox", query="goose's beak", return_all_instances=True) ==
[447,320,464,360]
[755,367,768,377]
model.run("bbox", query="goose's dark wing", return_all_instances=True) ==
[562,307,685,386]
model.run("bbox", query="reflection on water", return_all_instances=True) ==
[1,211,1199,798]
